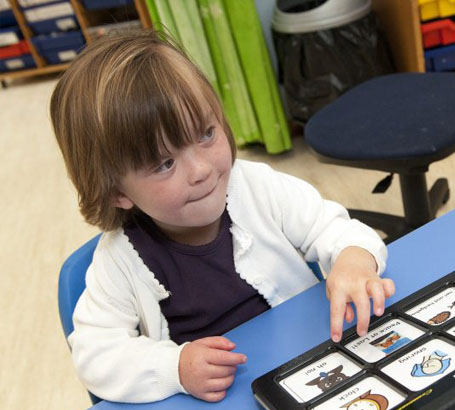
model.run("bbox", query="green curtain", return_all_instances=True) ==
[145,0,291,154]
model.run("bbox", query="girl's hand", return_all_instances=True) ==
[178,336,247,402]
[325,246,395,343]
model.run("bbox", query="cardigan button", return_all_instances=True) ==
[253,277,263,286]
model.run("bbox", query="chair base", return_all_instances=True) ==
[349,177,449,243]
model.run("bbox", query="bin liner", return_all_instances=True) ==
[273,8,394,123]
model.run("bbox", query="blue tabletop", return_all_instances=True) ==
[90,210,455,410]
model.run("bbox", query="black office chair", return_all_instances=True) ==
[305,73,455,243]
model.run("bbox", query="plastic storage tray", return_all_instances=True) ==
[31,30,84,52]
[0,53,35,72]
[425,44,455,71]
[31,30,84,64]
[41,47,78,64]
[28,15,78,34]
[18,0,59,7]
[24,1,74,23]
[421,19,455,48]
[0,39,30,58]
[418,0,455,21]
[80,0,133,10]
[0,8,16,27]
[0,25,22,47]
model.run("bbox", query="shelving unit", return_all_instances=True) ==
[0,0,438,87]
[0,0,152,86]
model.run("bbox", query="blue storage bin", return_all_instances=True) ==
[18,0,59,7]
[81,0,133,10]
[31,30,85,53]
[0,54,36,72]
[32,30,85,64]
[41,47,81,64]
[23,0,74,21]
[28,15,78,34]
[0,9,16,28]
[425,56,434,72]
[425,45,455,71]
[0,26,23,47]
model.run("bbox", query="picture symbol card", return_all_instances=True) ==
[381,338,455,391]
[279,352,362,403]
[405,287,455,326]
[344,319,424,363]
[312,376,405,410]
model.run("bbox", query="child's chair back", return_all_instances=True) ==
[58,234,102,404]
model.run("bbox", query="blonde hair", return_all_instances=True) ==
[50,29,236,231]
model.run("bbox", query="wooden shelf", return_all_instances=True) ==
[372,0,425,72]
[0,62,71,81]
[69,0,92,42]
[134,0,152,28]
[1,0,152,86]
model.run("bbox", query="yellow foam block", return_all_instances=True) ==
[419,0,455,20]
[420,2,440,20]
[439,0,455,17]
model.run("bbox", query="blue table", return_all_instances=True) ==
[90,210,455,410]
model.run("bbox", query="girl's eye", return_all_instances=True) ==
[155,158,174,173]
[200,126,215,142]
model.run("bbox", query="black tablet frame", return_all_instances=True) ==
[252,271,455,410]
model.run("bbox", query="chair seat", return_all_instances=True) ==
[305,73,455,172]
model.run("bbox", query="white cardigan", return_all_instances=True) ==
[68,159,387,403]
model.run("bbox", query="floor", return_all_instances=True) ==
[1,75,454,410]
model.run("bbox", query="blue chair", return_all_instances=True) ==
[58,234,102,405]
[308,261,324,282]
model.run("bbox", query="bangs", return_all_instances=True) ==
[98,45,224,177]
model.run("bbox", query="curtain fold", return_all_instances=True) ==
[144,0,291,154]
[199,0,260,145]
[168,0,221,95]
[223,0,291,153]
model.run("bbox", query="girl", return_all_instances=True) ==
[51,29,393,403]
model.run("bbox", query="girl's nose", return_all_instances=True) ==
[185,148,212,185]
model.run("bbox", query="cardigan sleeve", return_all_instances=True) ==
[265,166,387,275]
[67,237,187,403]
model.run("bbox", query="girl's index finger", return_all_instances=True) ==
[207,349,247,366]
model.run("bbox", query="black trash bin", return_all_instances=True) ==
[272,0,394,123]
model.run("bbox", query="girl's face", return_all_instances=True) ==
[114,112,233,242]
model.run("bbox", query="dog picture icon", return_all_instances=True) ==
[305,365,348,392]
[340,390,388,410]
[411,350,451,377]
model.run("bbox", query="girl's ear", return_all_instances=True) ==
[112,192,135,210]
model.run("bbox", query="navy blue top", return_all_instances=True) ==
[123,210,270,344]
